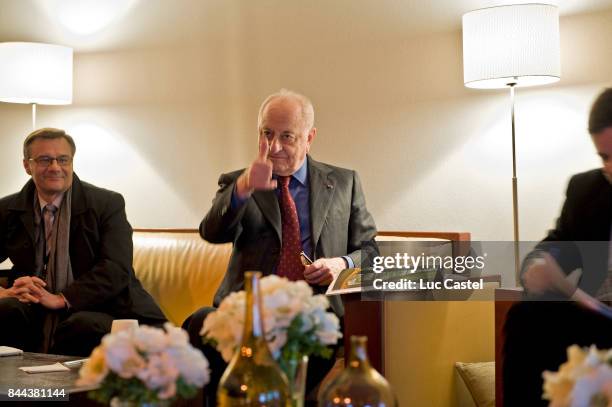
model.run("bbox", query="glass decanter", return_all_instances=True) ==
[318,336,397,407]
[217,271,289,406]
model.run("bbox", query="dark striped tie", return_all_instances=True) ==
[276,176,304,280]
[43,204,57,257]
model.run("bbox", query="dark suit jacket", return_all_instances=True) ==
[521,169,612,296]
[0,175,165,321]
[505,169,612,406]
[201,156,378,315]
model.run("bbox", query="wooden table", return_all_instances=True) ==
[0,352,95,405]
[0,352,203,406]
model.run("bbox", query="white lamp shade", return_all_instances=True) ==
[0,42,73,105]
[462,4,560,89]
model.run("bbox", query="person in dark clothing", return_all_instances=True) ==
[0,128,166,356]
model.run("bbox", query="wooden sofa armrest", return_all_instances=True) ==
[376,231,470,242]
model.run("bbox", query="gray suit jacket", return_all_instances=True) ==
[200,156,378,316]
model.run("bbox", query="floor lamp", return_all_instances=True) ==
[462,4,560,284]
[0,42,73,130]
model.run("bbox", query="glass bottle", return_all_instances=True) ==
[217,271,289,406]
[318,336,397,407]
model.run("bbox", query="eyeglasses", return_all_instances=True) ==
[28,155,73,167]
[262,132,299,146]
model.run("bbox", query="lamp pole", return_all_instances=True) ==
[508,80,520,284]
[462,3,560,287]
[31,103,37,130]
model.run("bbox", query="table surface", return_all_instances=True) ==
[0,352,89,395]
[0,352,203,406]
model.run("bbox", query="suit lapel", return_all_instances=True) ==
[9,180,36,246]
[252,190,282,242]
[69,175,88,234]
[309,157,335,250]
[594,176,612,239]
[18,212,36,246]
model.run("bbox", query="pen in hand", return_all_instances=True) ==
[300,251,313,266]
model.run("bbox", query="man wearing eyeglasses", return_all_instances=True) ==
[503,89,612,406]
[0,128,165,356]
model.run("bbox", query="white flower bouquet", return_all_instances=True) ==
[77,323,210,404]
[543,345,612,407]
[201,275,342,372]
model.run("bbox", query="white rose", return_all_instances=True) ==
[202,309,242,361]
[315,312,342,345]
[542,369,574,406]
[201,275,342,363]
[133,325,168,353]
[261,275,289,293]
[166,346,210,387]
[164,323,190,347]
[103,333,146,379]
[264,290,302,328]
[570,364,612,407]
[76,346,108,386]
[136,353,179,398]
[308,294,330,310]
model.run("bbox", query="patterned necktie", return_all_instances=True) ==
[43,204,57,257]
[276,176,304,280]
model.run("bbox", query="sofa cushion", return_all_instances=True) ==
[455,361,495,407]
[133,231,231,325]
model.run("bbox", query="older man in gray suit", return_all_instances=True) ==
[184,89,377,403]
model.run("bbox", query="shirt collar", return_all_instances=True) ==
[292,159,308,186]
[38,192,64,211]
[273,158,308,186]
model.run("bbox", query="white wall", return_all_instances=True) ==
[0,41,252,228]
[1,6,610,243]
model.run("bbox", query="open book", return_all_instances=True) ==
[325,268,362,295]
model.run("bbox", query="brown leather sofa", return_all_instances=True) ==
[131,229,473,328]
[132,229,498,407]
[132,229,232,326]
[0,229,229,326]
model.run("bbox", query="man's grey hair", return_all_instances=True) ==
[257,89,315,133]
[23,127,76,159]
